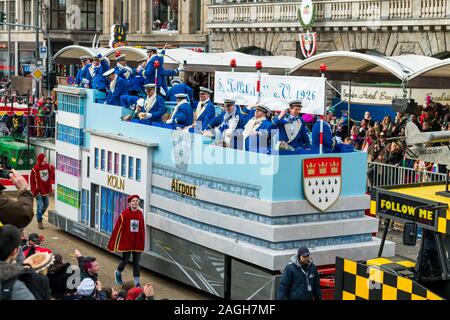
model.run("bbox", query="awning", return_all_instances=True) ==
[289,51,439,83]
[52,45,301,74]
[52,45,110,66]
[407,58,450,88]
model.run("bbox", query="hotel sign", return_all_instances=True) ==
[107,174,125,191]
[341,85,450,105]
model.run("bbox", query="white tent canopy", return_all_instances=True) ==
[289,51,440,84]
[52,45,302,75]
[406,58,450,87]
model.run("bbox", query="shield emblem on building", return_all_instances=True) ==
[303,157,342,212]
[298,32,317,59]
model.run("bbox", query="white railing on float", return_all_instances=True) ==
[367,161,447,192]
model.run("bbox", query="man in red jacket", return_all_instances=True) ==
[107,194,145,287]
[30,153,55,230]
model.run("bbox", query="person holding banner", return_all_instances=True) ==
[242,104,274,153]
[312,110,335,153]
[204,99,246,149]
[272,100,311,151]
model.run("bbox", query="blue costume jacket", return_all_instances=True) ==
[120,95,140,109]
[138,95,166,124]
[75,64,92,87]
[167,100,193,128]
[192,100,216,131]
[207,107,246,149]
[166,83,194,103]
[273,115,311,149]
[105,76,128,106]
[92,59,110,90]
[243,118,274,153]
[144,50,178,96]
[312,120,334,153]
[130,68,145,94]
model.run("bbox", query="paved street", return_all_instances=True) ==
[18,192,421,300]
[20,193,210,300]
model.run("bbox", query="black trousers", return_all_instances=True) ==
[117,251,141,277]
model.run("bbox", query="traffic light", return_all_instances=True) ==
[0,12,6,23]
[43,71,56,91]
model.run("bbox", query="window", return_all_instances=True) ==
[23,0,32,29]
[94,148,99,169]
[80,0,97,30]
[195,0,201,32]
[121,155,126,177]
[57,154,81,176]
[57,184,80,208]
[57,124,84,146]
[136,158,141,182]
[81,189,90,225]
[100,187,128,234]
[107,151,112,173]
[128,157,134,179]
[7,1,15,24]
[101,149,105,171]
[114,153,119,175]
[152,0,178,31]
[87,156,90,178]
[50,0,66,30]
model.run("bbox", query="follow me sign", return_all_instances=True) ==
[214,72,326,115]
[377,193,438,229]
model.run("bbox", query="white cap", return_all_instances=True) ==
[103,69,115,77]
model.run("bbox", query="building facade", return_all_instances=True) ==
[207,0,450,58]
[101,0,208,51]
[0,0,208,79]
[0,0,104,78]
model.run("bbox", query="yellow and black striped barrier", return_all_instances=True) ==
[334,257,443,300]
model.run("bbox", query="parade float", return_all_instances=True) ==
[48,45,394,299]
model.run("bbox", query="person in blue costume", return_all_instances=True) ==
[312,110,336,153]
[186,86,216,132]
[114,53,134,93]
[242,104,274,153]
[166,77,194,103]
[120,94,140,109]
[143,46,183,97]
[75,56,92,88]
[135,84,166,124]
[103,68,129,106]
[91,54,110,92]
[165,93,193,129]
[203,99,246,149]
[273,100,311,151]
[129,58,147,96]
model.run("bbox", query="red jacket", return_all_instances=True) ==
[30,162,55,197]
[107,208,145,252]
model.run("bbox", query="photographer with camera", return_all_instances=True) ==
[0,169,34,229]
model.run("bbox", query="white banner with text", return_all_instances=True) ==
[214,72,326,114]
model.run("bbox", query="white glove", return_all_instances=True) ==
[145,113,152,120]
[177,64,184,72]
[166,119,173,124]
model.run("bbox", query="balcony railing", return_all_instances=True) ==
[208,0,449,27]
